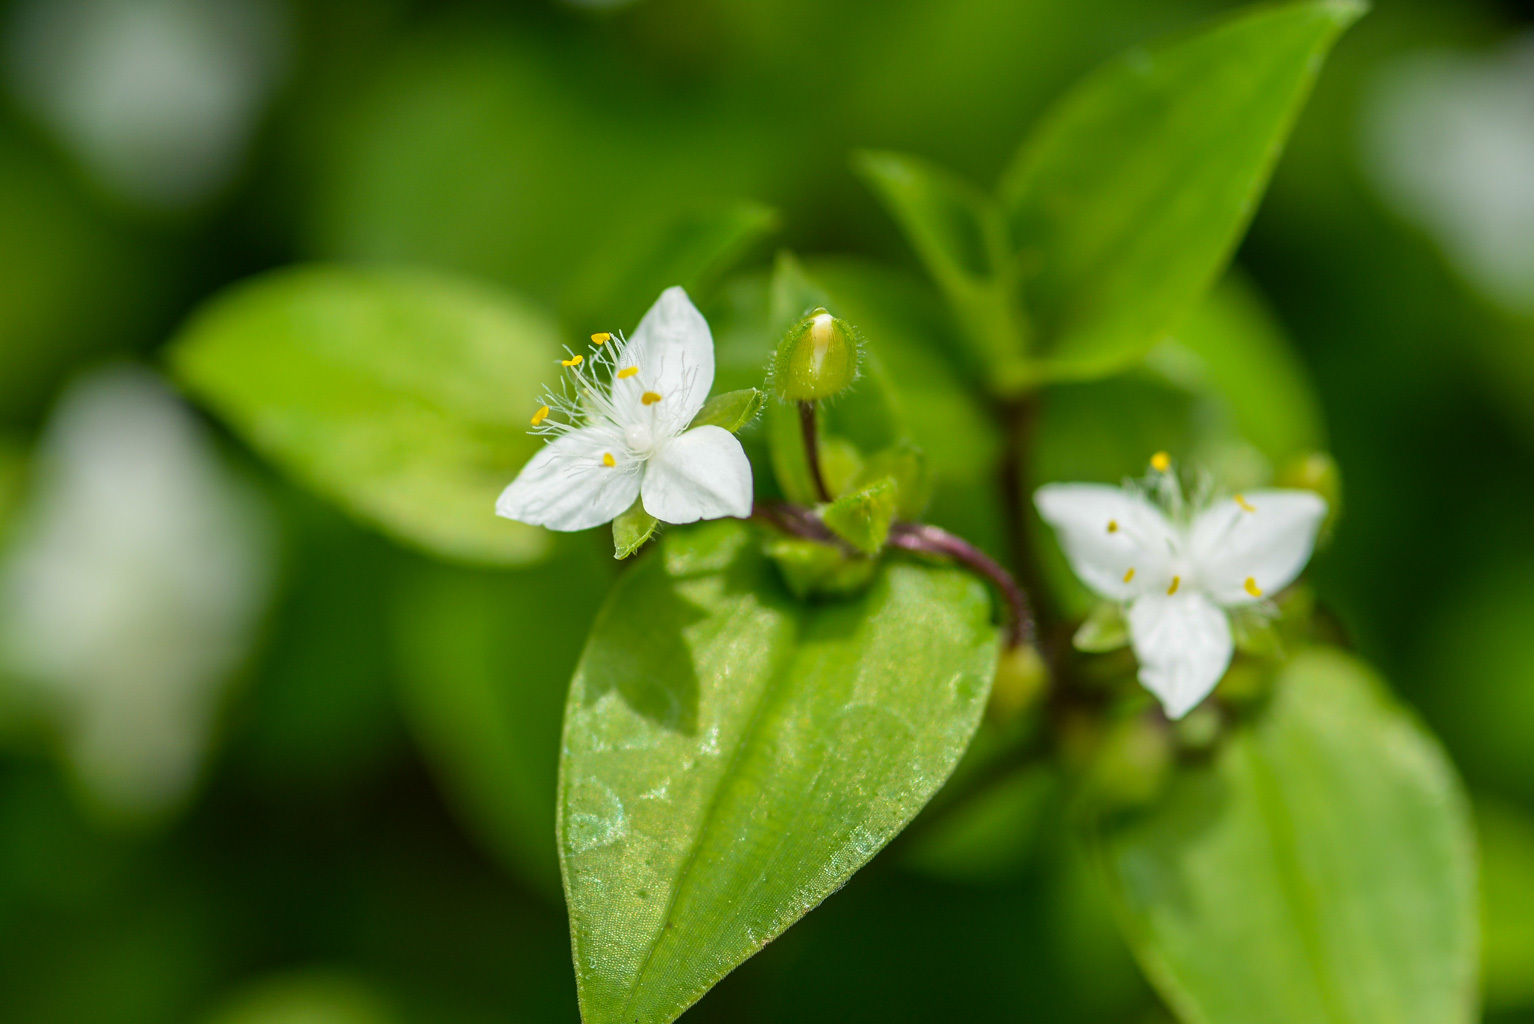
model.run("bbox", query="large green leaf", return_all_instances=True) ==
[1093,648,1477,1024]
[172,265,560,566]
[854,151,1028,385]
[1000,0,1363,381]
[559,520,998,1024]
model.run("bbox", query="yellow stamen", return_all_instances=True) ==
[1107,519,1119,533]
[1235,493,1256,513]
[530,405,549,426]
[1150,451,1171,472]
[1123,567,1136,583]
[562,354,584,367]
[1167,576,1180,596]
[1244,577,1263,598]
[602,452,616,467]
[591,332,611,345]
[618,366,639,379]
[641,391,662,405]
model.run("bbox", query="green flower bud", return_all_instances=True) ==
[771,308,859,401]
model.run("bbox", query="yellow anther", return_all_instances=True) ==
[1150,451,1171,472]
[530,405,549,426]
[618,366,639,379]
[641,391,662,405]
[1235,493,1256,513]
[1123,567,1136,583]
[562,354,584,367]
[602,452,616,467]
[1244,577,1263,598]
[591,332,611,345]
[1167,576,1181,596]
[1107,519,1119,533]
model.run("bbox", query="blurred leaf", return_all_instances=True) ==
[560,520,997,1024]
[562,202,779,335]
[999,0,1363,381]
[1074,601,1131,653]
[205,971,399,1024]
[392,541,608,893]
[172,265,560,566]
[0,436,25,542]
[1160,274,1327,463]
[688,388,764,434]
[901,766,1057,883]
[1093,647,1477,1024]
[0,134,161,423]
[855,151,1028,385]
[613,499,661,561]
[1480,798,1534,1012]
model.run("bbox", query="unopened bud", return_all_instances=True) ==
[772,308,859,401]
[989,644,1049,722]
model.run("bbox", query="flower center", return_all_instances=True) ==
[625,422,655,455]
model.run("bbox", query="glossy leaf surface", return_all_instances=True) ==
[559,521,998,1024]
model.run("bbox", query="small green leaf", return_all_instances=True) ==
[560,520,998,1024]
[763,535,877,600]
[687,387,764,434]
[1073,601,1130,653]
[563,201,779,333]
[855,150,1029,385]
[821,477,898,555]
[172,265,560,566]
[1000,0,1364,380]
[1093,647,1477,1024]
[856,440,931,520]
[613,498,660,560]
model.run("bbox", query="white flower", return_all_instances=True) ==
[1035,458,1327,719]
[0,368,271,818]
[496,286,753,532]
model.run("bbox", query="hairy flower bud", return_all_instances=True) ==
[771,308,859,401]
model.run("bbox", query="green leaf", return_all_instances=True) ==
[0,435,25,543]
[392,542,609,892]
[855,151,1029,385]
[855,440,931,521]
[1000,0,1363,381]
[821,476,898,555]
[563,202,779,334]
[1478,797,1534,1011]
[688,387,764,434]
[172,265,560,566]
[613,499,660,561]
[1093,647,1477,1024]
[559,520,998,1024]
[762,534,877,600]
[1159,274,1327,463]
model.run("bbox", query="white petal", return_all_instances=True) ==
[641,426,753,524]
[1189,489,1328,606]
[611,286,714,437]
[1128,592,1234,719]
[1034,483,1178,600]
[495,427,640,531]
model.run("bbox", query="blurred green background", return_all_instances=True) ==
[2,0,1534,1021]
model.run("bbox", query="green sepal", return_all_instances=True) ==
[612,498,659,560]
[763,535,877,599]
[1074,601,1130,653]
[821,477,898,556]
[688,387,764,434]
[855,440,931,520]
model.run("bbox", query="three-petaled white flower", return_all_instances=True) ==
[1035,458,1327,719]
[496,286,753,532]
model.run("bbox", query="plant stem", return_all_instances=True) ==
[887,521,1035,649]
[798,400,832,503]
